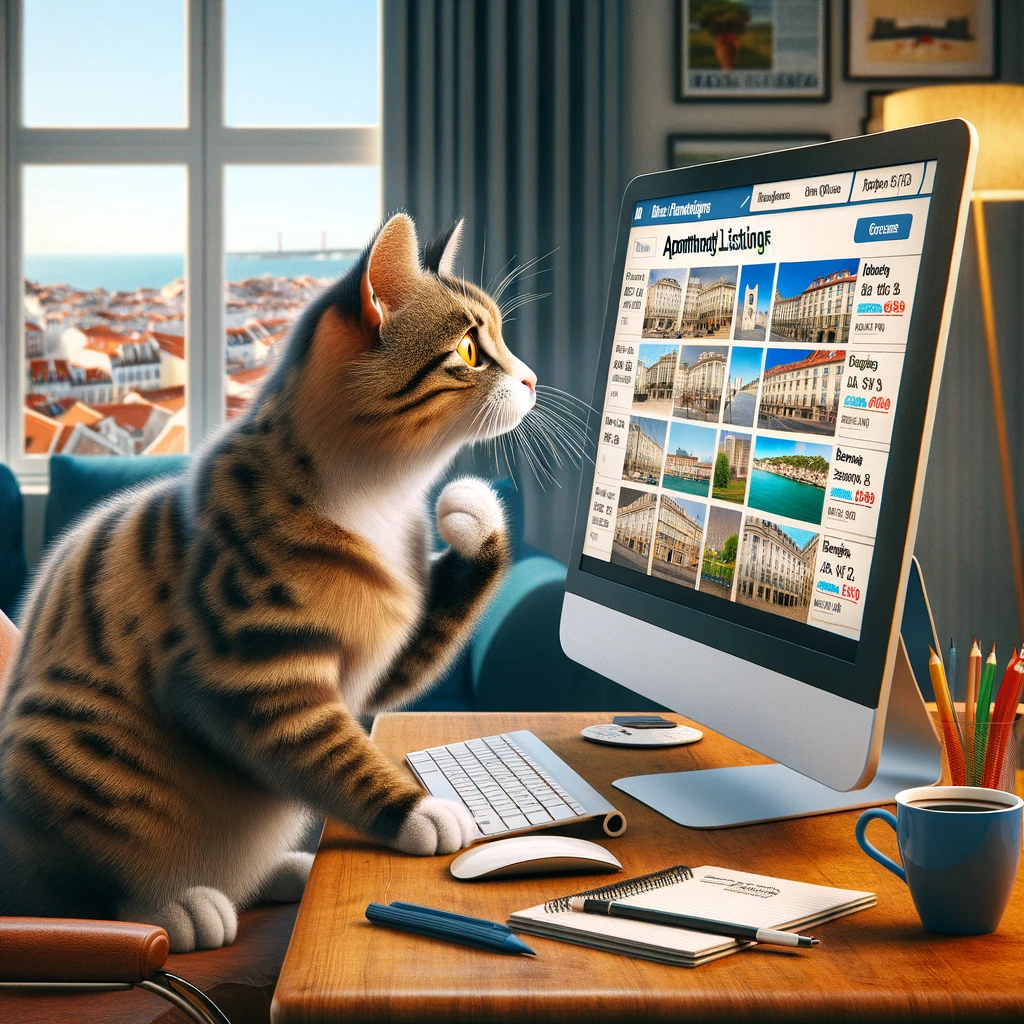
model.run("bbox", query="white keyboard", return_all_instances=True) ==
[406,729,625,841]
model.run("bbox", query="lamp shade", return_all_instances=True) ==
[882,85,1024,200]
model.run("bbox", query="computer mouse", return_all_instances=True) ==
[449,836,622,880]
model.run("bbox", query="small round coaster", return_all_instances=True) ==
[581,723,703,748]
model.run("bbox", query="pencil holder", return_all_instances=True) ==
[943,719,1022,794]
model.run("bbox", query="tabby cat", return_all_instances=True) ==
[0,213,537,952]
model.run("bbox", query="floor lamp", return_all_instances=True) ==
[883,85,1024,639]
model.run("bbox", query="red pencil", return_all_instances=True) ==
[983,652,1023,789]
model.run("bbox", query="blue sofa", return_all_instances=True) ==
[2,456,655,713]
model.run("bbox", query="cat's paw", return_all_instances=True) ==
[436,478,505,559]
[261,851,315,903]
[124,886,238,953]
[391,796,476,855]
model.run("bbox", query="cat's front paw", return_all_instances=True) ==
[436,478,505,559]
[391,796,476,855]
[125,886,238,953]
[261,851,315,903]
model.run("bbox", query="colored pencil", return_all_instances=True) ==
[929,646,965,786]
[965,638,981,783]
[948,636,956,703]
[973,644,998,783]
[982,651,1023,789]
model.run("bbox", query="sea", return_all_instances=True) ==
[662,475,710,499]
[24,253,356,291]
[747,469,825,526]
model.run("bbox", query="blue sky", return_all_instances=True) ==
[775,259,860,301]
[667,421,715,461]
[737,264,775,314]
[638,343,678,365]
[680,344,728,366]
[762,520,818,549]
[763,347,814,374]
[718,430,752,457]
[753,436,832,461]
[21,0,380,253]
[661,494,707,529]
[648,268,688,289]
[727,346,763,384]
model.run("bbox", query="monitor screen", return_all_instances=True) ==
[580,160,938,661]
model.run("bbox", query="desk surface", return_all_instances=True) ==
[272,712,1024,1023]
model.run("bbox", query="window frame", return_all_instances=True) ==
[0,0,381,488]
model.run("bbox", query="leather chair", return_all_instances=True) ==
[0,610,299,1024]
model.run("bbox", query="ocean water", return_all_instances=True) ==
[24,253,356,292]
[662,475,710,498]
[747,469,825,526]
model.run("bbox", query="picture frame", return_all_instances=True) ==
[860,90,891,135]
[677,0,830,102]
[667,134,831,170]
[845,0,998,80]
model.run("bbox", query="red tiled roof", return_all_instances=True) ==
[225,394,250,420]
[24,409,60,455]
[25,320,42,333]
[148,330,185,361]
[228,366,268,387]
[129,385,186,413]
[90,402,156,433]
[145,423,186,455]
[764,349,846,378]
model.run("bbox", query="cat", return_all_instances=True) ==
[0,212,538,952]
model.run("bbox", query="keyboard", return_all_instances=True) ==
[406,729,626,842]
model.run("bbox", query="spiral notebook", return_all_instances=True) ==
[508,865,875,967]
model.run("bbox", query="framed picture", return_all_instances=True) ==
[845,0,998,80]
[677,0,829,102]
[667,133,830,169]
[860,90,891,134]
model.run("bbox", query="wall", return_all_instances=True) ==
[626,0,1024,673]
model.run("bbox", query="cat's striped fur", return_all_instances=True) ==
[0,214,536,951]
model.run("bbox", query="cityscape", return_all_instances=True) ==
[770,259,859,346]
[757,348,846,436]
[735,517,819,621]
[650,495,704,588]
[22,269,330,455]
[611,487,658,572]
[642,265,738,340]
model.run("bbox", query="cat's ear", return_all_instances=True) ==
[361,213,422,329]
[422,219,465,278]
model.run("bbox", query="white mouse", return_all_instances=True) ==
[449,836,622,880]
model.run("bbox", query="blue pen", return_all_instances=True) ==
[365,903,536,956]
[389,901,513,934]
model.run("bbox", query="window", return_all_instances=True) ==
[2,0,381,485]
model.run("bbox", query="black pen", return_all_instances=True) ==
[568,897,820,948]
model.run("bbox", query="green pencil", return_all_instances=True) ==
[973,644,998,783]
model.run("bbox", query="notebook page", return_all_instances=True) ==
[509,865,874,958]
[616,865,874,930]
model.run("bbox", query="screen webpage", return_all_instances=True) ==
[582,160,937,646]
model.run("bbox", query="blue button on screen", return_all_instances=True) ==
[854,214,912,243]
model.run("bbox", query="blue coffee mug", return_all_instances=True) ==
[856,785,1023,935]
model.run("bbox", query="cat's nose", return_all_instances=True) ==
[521,376,535,395]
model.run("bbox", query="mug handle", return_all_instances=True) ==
[855,808,906,883]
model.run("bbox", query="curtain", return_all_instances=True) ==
[383,0,627,562]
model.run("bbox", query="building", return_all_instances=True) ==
[635,350,677,402]
[673,349,728,420]
[680,274,736,336]
[664,448,712,481]
[25,321,44,358]
[736,518,819,612]
[771,267,857,344]
[759,349,845,426]
[740,375,760,396]
[653,496,703,568]
[722,434,751,479]
[614,491,657,556]
[623,420,664,482]
[740,284,758,333]
[643,276,684,334]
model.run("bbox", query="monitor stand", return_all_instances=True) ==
[613,637,943,828]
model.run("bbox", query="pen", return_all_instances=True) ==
[365,903,536,956]
[389,901,514,934]
[568,897,819,948]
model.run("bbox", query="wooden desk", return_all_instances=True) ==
[273,712,1024,1022]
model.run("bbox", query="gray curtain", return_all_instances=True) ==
[383,0,627,561]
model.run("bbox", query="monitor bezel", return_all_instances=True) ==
[565,120,974,712]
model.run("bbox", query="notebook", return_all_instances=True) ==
[508,865,875,967]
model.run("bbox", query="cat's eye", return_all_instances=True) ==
[456,333,479,367]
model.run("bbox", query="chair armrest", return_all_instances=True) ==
[0,917,169,983]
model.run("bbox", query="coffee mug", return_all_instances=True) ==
[856,785,1023,935]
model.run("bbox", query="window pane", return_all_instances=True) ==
[23,166,188,457]
[23,1,186,127]
[224,0,379,126]
[224,165,380,417]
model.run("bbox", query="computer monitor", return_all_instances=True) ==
[561,121,977,827]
